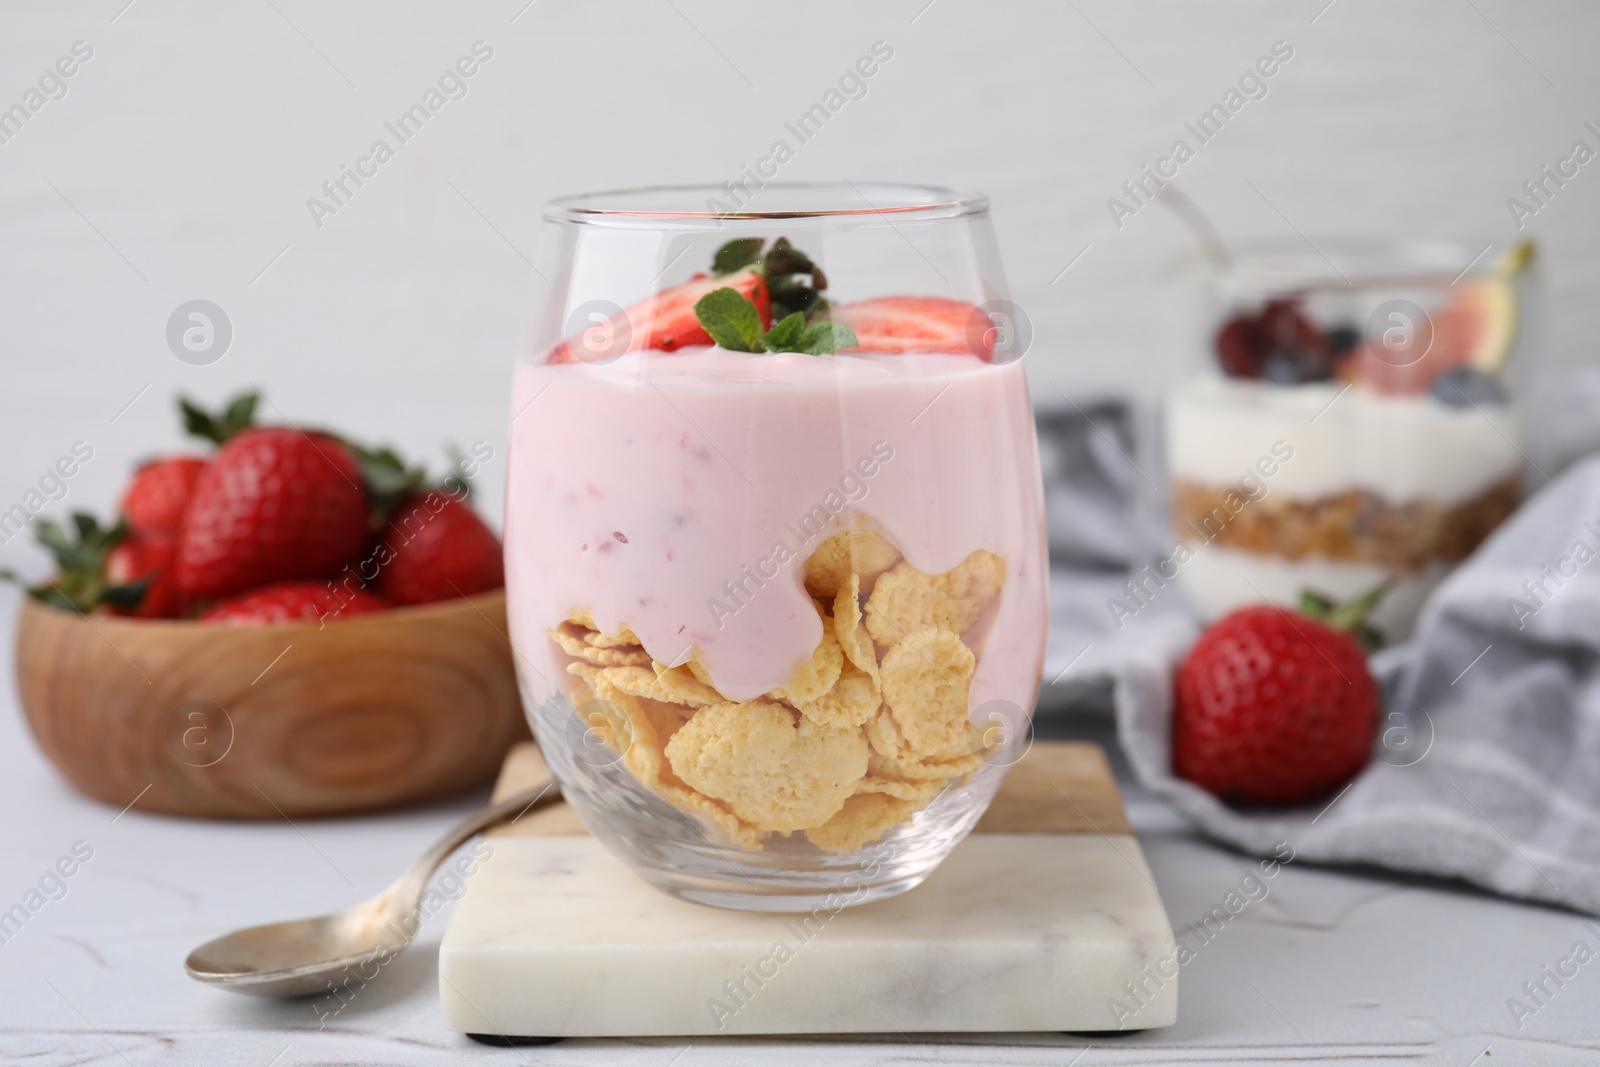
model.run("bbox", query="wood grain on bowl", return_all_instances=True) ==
[14,590,529,818]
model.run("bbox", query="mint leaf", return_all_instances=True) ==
[797,321,856,355]
[712,238,765,276]
[758,313,855,355]
[694,288,766,352]
[762,312,808,351]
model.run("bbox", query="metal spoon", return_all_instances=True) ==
[185,778,558,997]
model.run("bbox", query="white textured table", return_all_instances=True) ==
[2,597,1597,1065]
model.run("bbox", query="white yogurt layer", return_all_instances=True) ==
[1177,544,1446,639]
[1167,376,1524,504]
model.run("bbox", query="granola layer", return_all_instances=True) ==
[1171,475,1519,573]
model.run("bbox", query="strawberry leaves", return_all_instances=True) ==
[344,441,429,521]
[0,513,149,613]
[694,290,857,355]
[1298,583,1388,651]
[180,392,259,445]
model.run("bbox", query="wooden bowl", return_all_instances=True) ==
[14,590,529,818]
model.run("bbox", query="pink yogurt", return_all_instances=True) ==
[504,347,1047,722]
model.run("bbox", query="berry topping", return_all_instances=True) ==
[548,265,772,363]
[1430,366,1508,407]
[1324,324,1362,358]
[1212,297,1331,382]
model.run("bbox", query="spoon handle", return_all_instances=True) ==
[404,776,561,889]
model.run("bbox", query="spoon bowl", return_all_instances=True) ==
[186,778,557,996]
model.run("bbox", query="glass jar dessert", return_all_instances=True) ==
[505,184,1047,911]
[1165,238,1535,640]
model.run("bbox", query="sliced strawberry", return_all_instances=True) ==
[549,265,771,363]
[831,296,990,359]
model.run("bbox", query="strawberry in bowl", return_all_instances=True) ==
[7,392,525,818]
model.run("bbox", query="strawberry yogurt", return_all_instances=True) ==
[504,346,1047,719]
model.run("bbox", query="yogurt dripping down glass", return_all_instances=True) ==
[505,184,1048,911]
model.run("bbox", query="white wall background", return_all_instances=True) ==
[2,0,1597,571]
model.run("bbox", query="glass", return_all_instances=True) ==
[1165,237,1535,641]
[504,183,1048,911]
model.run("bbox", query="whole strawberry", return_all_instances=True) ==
[200,580,389,625]
[6,514,156,616]
[176,428,371,601]
[374,491,503,606]
[1172,595,1380,806]
[105,534,183,618]
[120,456,208,538]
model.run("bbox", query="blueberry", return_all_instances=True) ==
[1430,367,1507,407]
[1261,350,1334,385]
[1260,355,1300,383]
[1325,324,1361,357]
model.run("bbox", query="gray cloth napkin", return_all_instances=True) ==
[1036,388,1600,916]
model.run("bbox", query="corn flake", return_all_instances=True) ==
[804,529,903,599]
[867,743,985,782]
[598,664,673,703]
[805,793,918,853]
[933,550,1005,635]
[580,667,762,848]
[864,562,937,648]
[652,661,723,706]
[878,628,976,761]
[665,700,868,833]
[833,574,880,683]
[855,775,945,802]
[797,659,881,729]
[564,666,627,755]
[770,618,843,707]
[586,626,643,649]
[550,622,651,667]
[563,612,644,645]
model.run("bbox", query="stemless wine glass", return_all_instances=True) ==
[503,183,1048,911]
